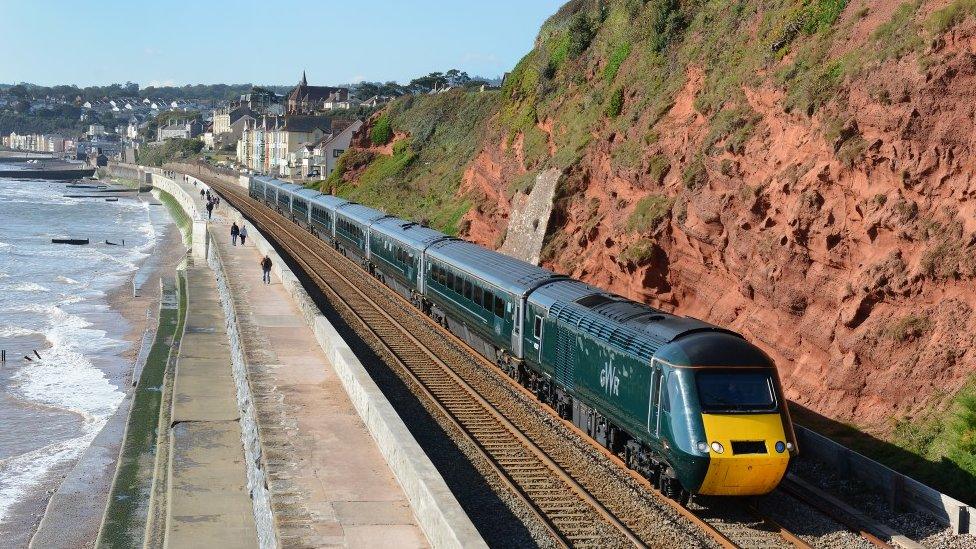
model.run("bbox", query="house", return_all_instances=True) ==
[306,119,363,177]
[157,118,202,140]
[213,106,256,135]
[285,72,348,114]
[237,114,334,175]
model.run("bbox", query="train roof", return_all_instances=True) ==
[371,217,451,249]
[293,188,323,200]
[425,239,562,297]
[530,279,750,364]
[309,194,349,210]
[276,182,303,195]
[335,202,389,226]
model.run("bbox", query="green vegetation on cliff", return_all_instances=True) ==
[321,89,500,235]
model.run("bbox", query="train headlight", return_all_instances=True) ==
[696,441,708,453]
[710,441,724,454]
[786,442,794,452]
[775,441,786,453]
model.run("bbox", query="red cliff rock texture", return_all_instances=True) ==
[453,15,976,433]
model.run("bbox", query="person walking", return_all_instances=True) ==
[206,200,214,220]
[260,255,272,284]
[231,222,240,246]
[239,225,248,246]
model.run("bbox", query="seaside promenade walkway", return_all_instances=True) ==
[166,266,258,547]
[183,180,428,546]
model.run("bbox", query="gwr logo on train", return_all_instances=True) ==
[600,361,620,397]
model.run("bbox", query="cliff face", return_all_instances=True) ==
[333,0,976,446]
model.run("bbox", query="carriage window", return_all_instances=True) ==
[661,375,671,413]
[533,316,542,338]
[494,297,505,318]
[473,286,483,306]
[435,266,443,285]
[446,271,455,290]
[454,273,464,294]
[463,279,472,300]
[483,290,494,311]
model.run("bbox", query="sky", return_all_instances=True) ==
[0,0,565,87]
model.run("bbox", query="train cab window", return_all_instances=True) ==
[463,279,472,300]
[473,286,483,306]
[494,297,505,318]
[483,290,494,311]
[533,316,542,338]
[695,371,776,413]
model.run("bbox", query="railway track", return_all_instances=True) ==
[203,178,716,547]
[196,173,908,549]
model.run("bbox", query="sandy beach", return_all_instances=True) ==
[17,190,188,549]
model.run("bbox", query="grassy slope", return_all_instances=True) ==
[318,90,501,235]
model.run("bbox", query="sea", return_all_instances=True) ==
[0,176,166,541]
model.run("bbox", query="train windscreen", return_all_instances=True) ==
[695,371,776,413]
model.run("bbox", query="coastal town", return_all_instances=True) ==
[1,69,492,176]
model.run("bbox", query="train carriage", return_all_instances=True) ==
[308,194,348,241]
[422,240,562,365]
[333,203,389,262]
[274,183,303,217]
[524,280,796,499]
[290,188,323,228]
[261,176,279,207]
[368,218,449,302]
[248,176,267,201]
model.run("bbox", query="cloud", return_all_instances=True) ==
[146,79,178,88]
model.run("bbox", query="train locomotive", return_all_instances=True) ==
[248,176,798,502]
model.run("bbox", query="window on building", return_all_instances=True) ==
[333,149,344,158]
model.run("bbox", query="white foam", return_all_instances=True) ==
[6,282,49,293]
[56,276,80,285]
[0,428,102,525]
[0,326,38,338]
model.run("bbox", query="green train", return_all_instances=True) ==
[249,175,799,502]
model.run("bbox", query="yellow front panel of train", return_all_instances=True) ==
[698,413,790,495]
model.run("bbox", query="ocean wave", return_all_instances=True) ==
[0,427,103,525]
[0,326,38,338]
[56,276,80,285]
[5,282,49,293]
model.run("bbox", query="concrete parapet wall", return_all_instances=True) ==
[796,426,973,534]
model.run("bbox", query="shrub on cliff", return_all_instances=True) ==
[627,194,672,233]
[137,138,203,167]
[605,87,624,117]
[370,113,393,146]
